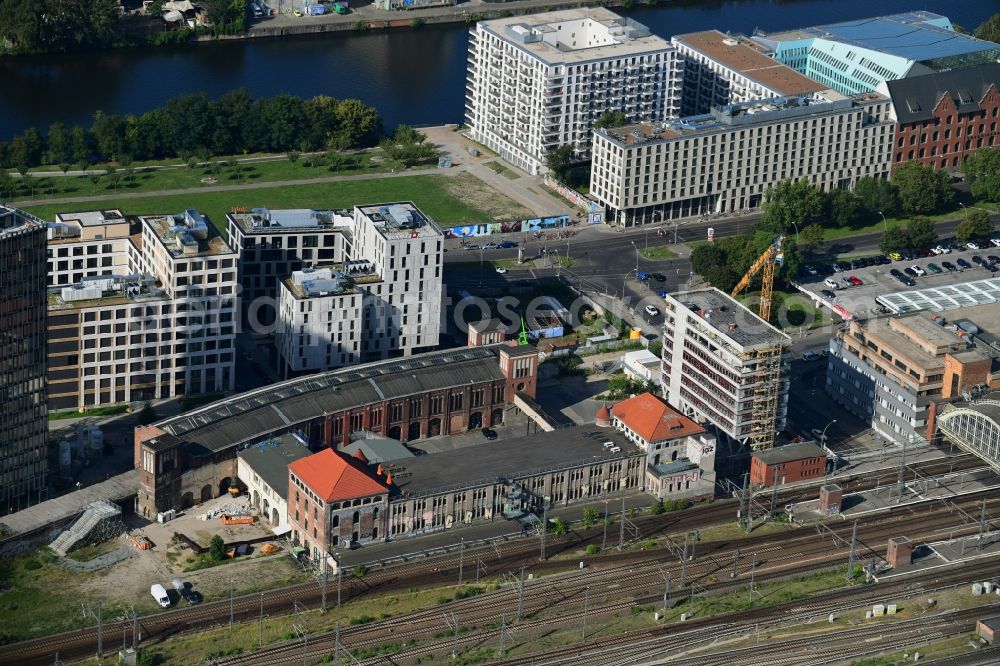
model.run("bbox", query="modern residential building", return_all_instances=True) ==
[46,210,133,287]
[660,288,791,450]
[465,7,682,174]
[590,89,894,225]
[937,392,1000,475]
[672,30,827,115]
[236,431,312,531]
[45,209,238,412]
[350,203,443,361]
[0,205,49,512]
[751,12,1000,96]
[749,442,827,487]
[826,305,1000,446]
[225,207,354,327]
[608,392,717,500]
[878,62,1000,171]
[287,447,390,559]
[134,345,536,517]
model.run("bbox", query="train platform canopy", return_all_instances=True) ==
[876,278,1000,314]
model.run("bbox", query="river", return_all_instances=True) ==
[0,0,993,140]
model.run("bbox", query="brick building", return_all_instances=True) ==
[134,345,536,517]
[749,442,828,487]
[287,448,389,560]
[879,62,1000,170]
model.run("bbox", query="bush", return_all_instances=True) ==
[650,500,665,515]
[581,507,601,528]
[585,544,600,555]
[208,535,226,562]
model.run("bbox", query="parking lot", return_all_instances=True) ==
[797,240,1000,319]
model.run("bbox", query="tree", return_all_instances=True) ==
[893,161,953,215]
[549,517,568,535]
[799,223,825,254]
[47,122,69,165]
[907,216,938,249]
[823,188,860,228]
[650,500,665,515]
[854,176,900,218]
[880,225,910,254]
[760,179,825,234]
[594,111,627,129]
[545,144,574,182]
[703,264,739,292]
[331,98,383,150]
[955,208,993,243]
[89,173,102,192]
[0,0,122,55]
[71,126,91,164]
[975,13,1000,43]
[201,0,248,34]
[208,535,226,562]
[0,170,12,198]
[963,148,1000,202]
[286,150,300,164]
[581,507,601,528]
[690,243,725,277]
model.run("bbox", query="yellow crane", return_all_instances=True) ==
[731,236,783,321]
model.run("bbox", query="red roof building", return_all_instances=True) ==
[611,393,705,451]
[287,449,388,561]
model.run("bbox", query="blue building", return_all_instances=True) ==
[751,12,1000,95]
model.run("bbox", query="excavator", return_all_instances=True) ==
[731,236,784,321]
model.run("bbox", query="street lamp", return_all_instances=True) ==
[877,211,887,233]
[820,419,837,447]
[790,221,800,246]
[622,268,636,299]
[630,241,640,273]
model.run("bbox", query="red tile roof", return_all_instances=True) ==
[610,393,705,443]
[289,448,387,502]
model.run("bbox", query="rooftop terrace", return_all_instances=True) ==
[48,274,167,310]
[671,288,790,349]
[142,209,234,258]
[0,205,46,239]
[481,8,670,65]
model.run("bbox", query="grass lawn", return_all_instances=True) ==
[639,245,678,260]
[22,174,500,234]
[821,197,999,242]
[48,404,128,420]
[11,151,401,202]
[484,160,520,180]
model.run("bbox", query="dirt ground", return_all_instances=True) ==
[442,172,532,221]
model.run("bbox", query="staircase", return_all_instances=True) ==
[50,500,122,556]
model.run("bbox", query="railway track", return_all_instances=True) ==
[219,496,1000,665]
[0,454,986,664]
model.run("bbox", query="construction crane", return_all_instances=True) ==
[731,236,783,321]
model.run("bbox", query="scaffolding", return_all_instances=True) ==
[741,343,783,451]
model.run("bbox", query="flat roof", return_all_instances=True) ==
[876,278,1000,315]
[753,441,827,465]
[152,347,506,453]
[673,31,827,96]
[228,207,354,234]
[55,210,126,227]
[386,427,640,498]
[670,288,790,348]
[356,202,443,241]
[341,435,414,464]
[141,210,234,258]
[479,8,671,65]
[236,433,312,500]
[0,205,46,239]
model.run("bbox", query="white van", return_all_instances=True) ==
[151,583,171,608]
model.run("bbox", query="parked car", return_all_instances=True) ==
[973,255,987,267]
[875,255,891,265]
[801,351,820,362]
[650,272,667,282]
[848,275,863,286]
[636,271,650,282]
[888,252,903,261]
[821,289,837,300]
[824,278,839,290]
[151,584,171,608]
[903,267,918,277]
[644,304,660,317]
[926,263,943,274]
[841,276,853,287]
[988,255,1000,264]
[932,245,951,255]
[482,427,498,441]
[909,265,926,276]
[941,261,957,271]
[915,248,932,258]
[991,238,1000,248]
[495,267,507,274]
[172,579,202,605]
[831,263,844,273]
[967,242,982,251]
[803,264,818,276]
[957,258,972,269]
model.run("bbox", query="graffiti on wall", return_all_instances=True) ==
[445,215,570,238]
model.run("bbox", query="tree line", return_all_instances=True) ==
[0,89,384,169]
[0,0,248,55]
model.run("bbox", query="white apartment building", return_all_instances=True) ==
[660,289,790,451]
[465,7,682,175]
[276,266,366,377]
[671,30,827,115]
[590,90,894,225]
[351,203,443,361]
[225,208,354,327]
[46,210,134,287]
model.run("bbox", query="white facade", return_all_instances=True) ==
[465,8,682,175]
[590,90,895,225]
[351,203,443,361]
[660,289,791,450]
[276,267,365,376]
[46,210,134,287]
[622,349,660,382]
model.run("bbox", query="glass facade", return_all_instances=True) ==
[0,205,48,512]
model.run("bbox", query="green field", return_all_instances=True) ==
[22,174,504,233]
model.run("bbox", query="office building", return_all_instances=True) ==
[660,288,790,450]
[590,90,893,225]
[225,207,354,327]
[878,62,1000,170]
[751,12,1000,96]
[465,7,682,174]
[46,210,133,287]
[134,345,536,516]
[826,305,1000,446]
[0,205,49,511]
[672,30,827,115]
